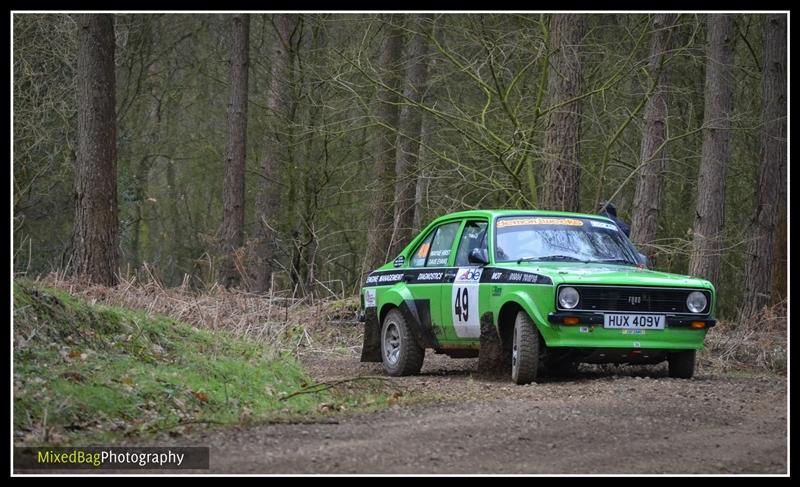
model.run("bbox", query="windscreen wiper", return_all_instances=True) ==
[593,258,637,266]
[517,255,587,264]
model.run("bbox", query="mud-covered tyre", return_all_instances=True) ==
[381,309,425,376]
[667,349,696,379]
[511,311,540,384]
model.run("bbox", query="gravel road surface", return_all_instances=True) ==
[194,353,787,474]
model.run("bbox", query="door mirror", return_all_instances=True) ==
[468,247,489,266]
[637,252,649,268]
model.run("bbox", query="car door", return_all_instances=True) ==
[403,220,462,343]
[443,219,489,341]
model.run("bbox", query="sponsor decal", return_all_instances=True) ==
[364,289,377,308]
[365,272,404,285]
[415,272,443,282]
[507,272,545,284]
[491,286,502,297]
[621,329,645,335]
[379,273,403,283]
[456,268,483,282]
[589,219,618,231]
[393,255,405,267]
[579,326,590,333]
[481,268,553,285]
[496,217,584,228]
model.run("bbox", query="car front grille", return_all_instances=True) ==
[559,285,710,315]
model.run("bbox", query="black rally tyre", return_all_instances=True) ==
[381,308,425,376]
[667,349,696,379]
[511,311,540,384]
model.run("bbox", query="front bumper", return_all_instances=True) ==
[547,311,716,328]
[542,311,714,350]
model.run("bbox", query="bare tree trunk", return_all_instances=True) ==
[220,14,249,288]
[688,14,736,286]
[251,14,298,293]
[741,14,787,318]
[539,14,586,212]
[413,112,433,235]
[631,14,678,255]
[391,15,431,257]
[72,14,118,285]
[363,15,403,275]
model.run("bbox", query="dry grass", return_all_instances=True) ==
[36,270,363,360]
[698,300,787,374]
[33,271,787,375]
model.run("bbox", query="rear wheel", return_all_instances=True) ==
[667,350,696,378]
[511,311,540,384]
[381,309,424,376]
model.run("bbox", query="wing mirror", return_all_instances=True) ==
[637,252,650,269]
[468,248,489,266]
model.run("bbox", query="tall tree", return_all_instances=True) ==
[220,14,250,288]
[391,15,432,257]
[688,15,736,286]
[631,14,678,254]
[363,16,404,275]
[539,14,587,212]
[251,14,298,293]
[740,14,787,318]
[71,14,118,285]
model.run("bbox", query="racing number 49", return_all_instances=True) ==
[454,287,469,322]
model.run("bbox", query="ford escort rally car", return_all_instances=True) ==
[359,210,716,384]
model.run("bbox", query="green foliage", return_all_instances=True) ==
[12,13,783,317]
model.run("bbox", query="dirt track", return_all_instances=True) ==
[194,352,787,474]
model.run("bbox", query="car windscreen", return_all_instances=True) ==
[494,216,639,265]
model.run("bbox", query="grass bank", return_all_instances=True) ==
[13,280,389,446]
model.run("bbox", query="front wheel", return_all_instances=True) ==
[667,349,696,379]
[381,309,424,376]
[511,311,540,384]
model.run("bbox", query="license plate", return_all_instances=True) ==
[603,313,665,330]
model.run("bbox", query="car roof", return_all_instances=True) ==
[429,209,615,224]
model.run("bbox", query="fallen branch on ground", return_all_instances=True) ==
[279,376,394,401]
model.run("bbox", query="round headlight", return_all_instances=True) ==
[558,286,580,309]
[686,291,708,313]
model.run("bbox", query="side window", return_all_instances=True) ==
[409,231,435,268]
[425,222,460,267]
[455,220,488,266]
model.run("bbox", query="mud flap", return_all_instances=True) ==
[478,312,508,375]
[360,308,382,362]
[398,299,438,349]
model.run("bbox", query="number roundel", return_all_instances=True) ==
[451,267,482,338]
[454,287,469,322]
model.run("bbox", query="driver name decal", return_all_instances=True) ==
[496,217,584,228]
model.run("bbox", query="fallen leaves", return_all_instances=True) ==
[60,371,86,383]
[192,390,209,403]
[317,403,347,413]
[387,391,403,406]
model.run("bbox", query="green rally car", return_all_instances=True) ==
[359,210,716,384]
